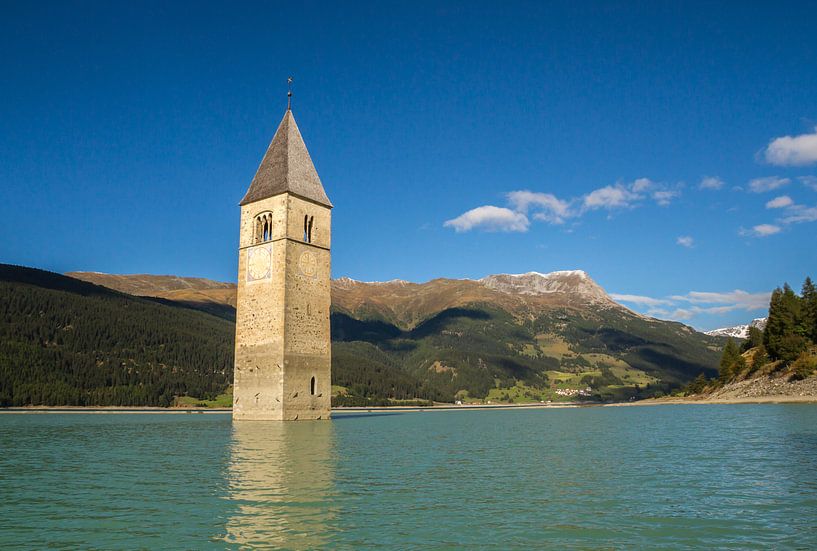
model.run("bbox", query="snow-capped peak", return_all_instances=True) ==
[501,270,589,280]
[704,317,767,339]
[333,276,411,288]
[479,270,610,302]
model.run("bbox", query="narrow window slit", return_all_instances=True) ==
[303,214,315,243]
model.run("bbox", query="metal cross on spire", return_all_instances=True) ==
[287,77,293,110]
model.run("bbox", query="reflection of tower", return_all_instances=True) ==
[223,421,337,548]
[233,105,333,421]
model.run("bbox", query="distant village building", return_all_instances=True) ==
[232,104,333,421]
[554,387,593,398]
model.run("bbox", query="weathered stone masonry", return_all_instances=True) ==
[233,109,332,421]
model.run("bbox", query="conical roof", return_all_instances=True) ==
[240,110,332,207]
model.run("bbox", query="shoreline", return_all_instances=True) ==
[0,406,233,414]
[0,402,589,414]
[3,395,817,414]
[609,394,817,406]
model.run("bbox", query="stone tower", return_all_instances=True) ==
[233,108,332,421]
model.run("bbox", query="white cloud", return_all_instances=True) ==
[443,206,529,233]
[610,294,673,307]
[582,184,640,210]
[748,176,790,193]
[581,178,679,210]
[448,176,682,235]
[630,178,654,193]
[674,290,771,310]
[666,308,695,320]
[699,176,724,190]
[781,205,817,224]
[765,195,794,209]
[666,304,758,319]
[506,191,572,224]
[676,236,694,248]
[740,224,782,237]
[736,190,817,233]
[738,192,817,234]
[612,288,771,326]
[653,190,680,206]
[800,176,817,191]
[764,126,817,166]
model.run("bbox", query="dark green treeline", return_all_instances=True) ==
[0,265,233,407]
[713,276,817,386]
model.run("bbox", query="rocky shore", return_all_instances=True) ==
[627,373,817,406]
[705,374,817,400]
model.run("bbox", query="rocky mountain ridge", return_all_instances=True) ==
[704,318,768,339]
[69,269,627,326]
[479,270,612,304]
[66,271,238,320]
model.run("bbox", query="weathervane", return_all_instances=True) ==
[287,76,293,110]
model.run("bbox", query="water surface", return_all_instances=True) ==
[2,405,817,549]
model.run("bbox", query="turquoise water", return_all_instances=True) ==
[2,405,817,549]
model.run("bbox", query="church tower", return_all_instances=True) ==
[233,107,332,421]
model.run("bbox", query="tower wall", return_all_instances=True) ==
[233,195,287,420]
[233,194,331,420]
[282,195,332,420]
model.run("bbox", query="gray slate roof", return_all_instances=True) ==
[240,109,332,207]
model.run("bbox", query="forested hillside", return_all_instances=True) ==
[0,265,233,406]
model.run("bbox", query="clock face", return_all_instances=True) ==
[247,246,271,281]
[298,251,318,279]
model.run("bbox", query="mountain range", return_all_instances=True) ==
[67,269,632,326]
[61,267,725,404]
[704,318,768,340]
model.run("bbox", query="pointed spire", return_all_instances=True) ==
[240,109,332,207]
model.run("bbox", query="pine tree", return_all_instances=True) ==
[765,284,805,361]
[719,338,742,383]
[742,325,764,352]
[802,276,817,342]
[685,373,709,395]
[751,344,767,372]
[763,287,782,353]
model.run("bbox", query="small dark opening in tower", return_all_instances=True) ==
[303,214,314,243]
[310,376,316,396]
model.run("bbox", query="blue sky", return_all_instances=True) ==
[1,1,816,331]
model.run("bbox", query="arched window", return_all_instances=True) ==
[255,212,273,243]
[310,376,316,396]
[303,214,314,243]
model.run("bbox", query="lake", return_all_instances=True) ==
[1,405,817,549]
